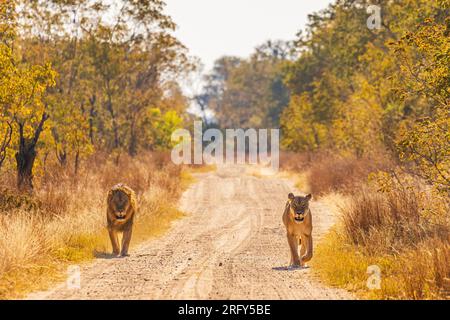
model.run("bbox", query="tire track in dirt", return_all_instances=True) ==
[28,165,354,300]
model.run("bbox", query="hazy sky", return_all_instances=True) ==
[165,0,334,72]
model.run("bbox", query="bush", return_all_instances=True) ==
[0,151,185,298]
[342,175,448,252]
[331,175,449,299]
[307,153,393,195]
[0,188,41,212]
[280,151,315,172]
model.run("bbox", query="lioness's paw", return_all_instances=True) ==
[288,265,302,270]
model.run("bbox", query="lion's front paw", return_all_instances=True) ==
[288,262,302,270]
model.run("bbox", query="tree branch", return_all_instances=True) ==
[31,112,50,148]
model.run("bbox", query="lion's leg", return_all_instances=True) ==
[300,235,307,266]
[287,233,300,267]
[120,226,133,257]
[108,227,120,256]
[301,235,313,264]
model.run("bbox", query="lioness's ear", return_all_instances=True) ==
[288,193,295,200]
[305,194,312,201]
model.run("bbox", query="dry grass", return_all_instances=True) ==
[0,152,190,299]
[279,152,314,192]
[313,177,450,299]
[280,151,393,196]
[342,178,448,252]
[292,150,450,299]
[280,151,315,172]
[314,229,449,299]
[308,154,393,196]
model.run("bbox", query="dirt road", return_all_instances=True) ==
[28,165,353,300]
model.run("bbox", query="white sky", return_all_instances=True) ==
[165,0,334,72]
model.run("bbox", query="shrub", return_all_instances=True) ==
[0,151,185,298]
[307,153,393,195]
[342,176,448,253]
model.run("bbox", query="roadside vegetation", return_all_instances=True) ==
[1,0,449,300]
[0,1,198,299]
[281,152,449,299]
[200,0,449,300]
[0,152,190,299]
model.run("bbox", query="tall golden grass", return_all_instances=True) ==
[280,151,393,196]
[0,152,187,299]
[304,153,450,299]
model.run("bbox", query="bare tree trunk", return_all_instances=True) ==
[16,146,36,193]
[74,151,80,175]
[0,121,12,169]
[15,113,49,193]
[57,149,68,167]
[128,119,138,157]
[89,95,96,145]
[105,89,120,150]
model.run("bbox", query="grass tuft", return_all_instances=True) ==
[0,152,190,299]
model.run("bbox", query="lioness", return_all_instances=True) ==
[282,193,313,268]
[106,184,137,257]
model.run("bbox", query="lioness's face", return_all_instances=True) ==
[288,193,312,224]
[111,190,130,220]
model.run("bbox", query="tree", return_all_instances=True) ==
[280,94,327,152]
[279,0,448,158]
[397,109,450,194]
[200,42,291,129]
[0,46,14,170]
[0,0,16,170]
[1,50,56,192]
[49,100,93,172]
[143,108,183,151]
[80,0,192,156]
[16,0,193,160]
[393,17,450,193]
[1,2,57,192]
[1,0,193,193]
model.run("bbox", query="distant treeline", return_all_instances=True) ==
[200,0,449,194]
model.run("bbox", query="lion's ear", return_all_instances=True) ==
[305,194,312,201]
[288,193,295,200]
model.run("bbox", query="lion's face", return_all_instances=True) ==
[288,193,312,224]
[110,189,131,220]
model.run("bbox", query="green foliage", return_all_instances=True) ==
[278,0,450,193]
[145,108,184,150]
[48,101,94,168]
[0,43,56,160]
[196,1,449,195]
[391,17,450,193]
[0,0,193,190]
[392,17,450,108]
[280,94,327,152]
[201,41,291,128]
[397,109,450,194]
[0,0,16,45]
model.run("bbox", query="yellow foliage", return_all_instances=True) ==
[280,94,327,152]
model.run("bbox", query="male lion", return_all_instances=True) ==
[282,193,313,268]
[106,184,137,257]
